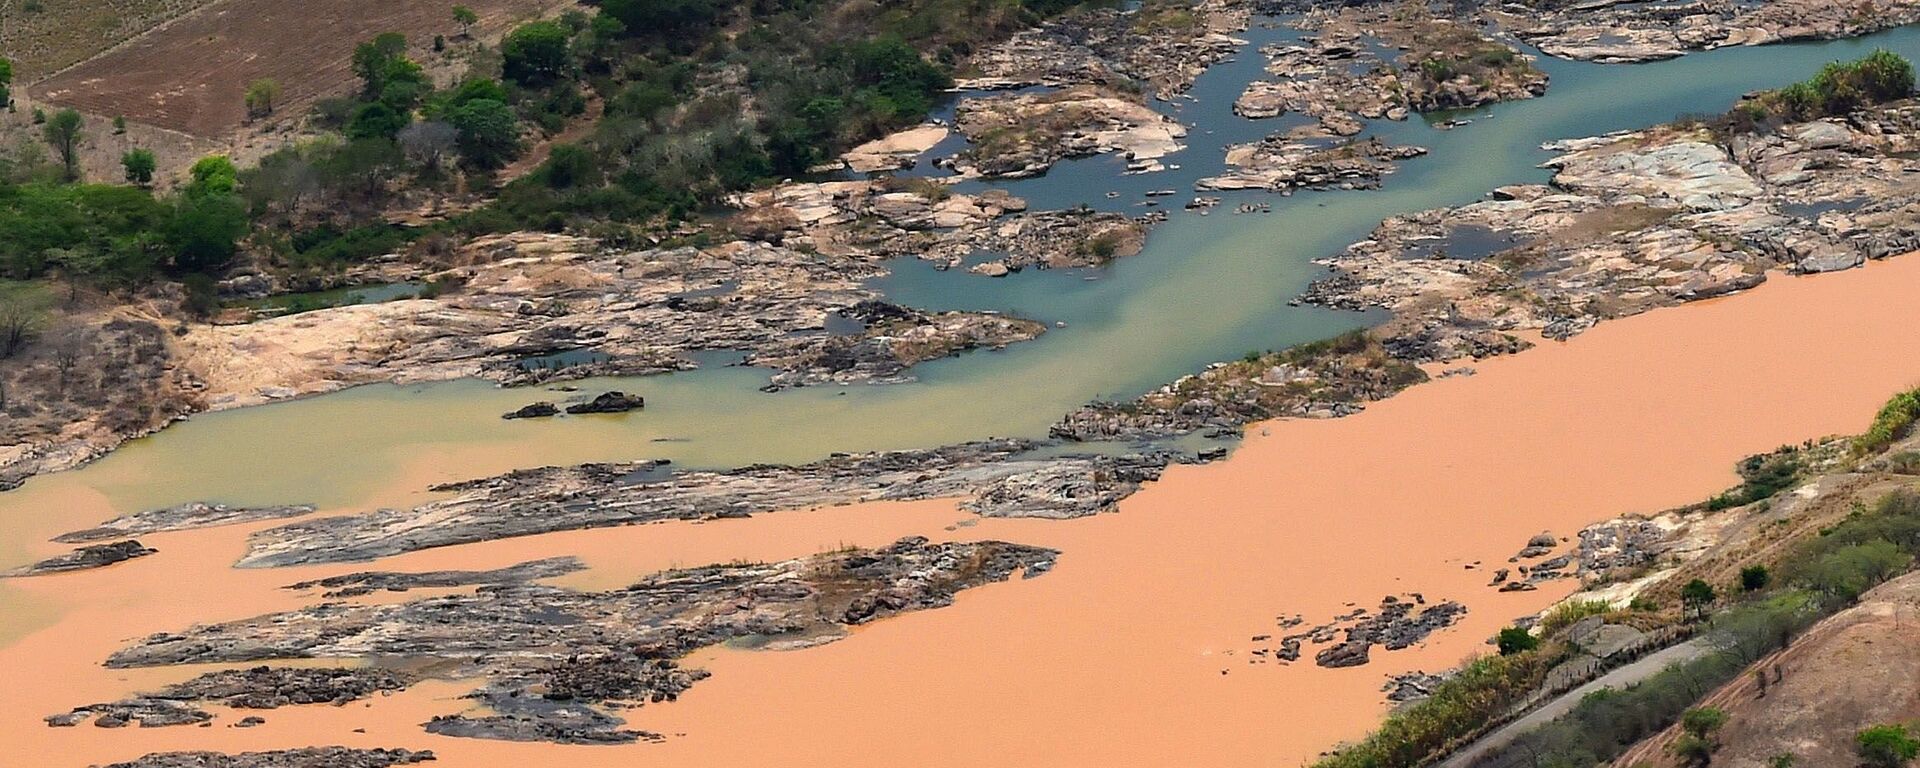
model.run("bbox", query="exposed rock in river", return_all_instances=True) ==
[951,85,1187,177]
[48,667,418,728]
[4,540,157,578]
[55,502,317,543]
[177,234,1047,409]
[106,537,1056,744]
[283,556,585,598]
[235,439,1172,568]
[1199,136,1428,192]
[99,748,435,768]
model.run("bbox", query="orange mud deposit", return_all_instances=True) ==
[7,257,1920,767]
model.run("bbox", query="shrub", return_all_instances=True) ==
[1857,388,1920,456]
[1740,564,1770,592]
[1496,626,1538,655]
[1858,724,1920,768]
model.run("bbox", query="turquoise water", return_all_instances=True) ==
[7,25,1920,515]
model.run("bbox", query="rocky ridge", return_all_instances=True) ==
[104,538,1057,744]
[234,439,1175,568]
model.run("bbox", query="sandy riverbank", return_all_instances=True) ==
[6,255,1920,766]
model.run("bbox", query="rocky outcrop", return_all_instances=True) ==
[1251,595,1468,668]
[564,391,644,414]
[108,538,1057,744]
[284,557,585,598]
[1235,8,1547,135]
[177,234,1048,407]
[4,540,156,577]
[950,85,1187,177]
[500,401,559,420]
[1199,136,1428,192]
[234,439,1173,568]
[0,315,194,492]
[48,667,418,728]
[1302,106,1920,366]
[56,502,317,543]
[956,0,1249,98]
[751,301,1045,390]
[99,748,435,768]
[1512,0,1920,63]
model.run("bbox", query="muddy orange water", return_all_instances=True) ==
[10,257,1920,767]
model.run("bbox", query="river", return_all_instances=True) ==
[5,20,1920,767]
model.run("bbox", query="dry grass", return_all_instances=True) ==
[0,0,216,80]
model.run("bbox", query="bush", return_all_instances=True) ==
[1857,388,1920,456]
[121,149,156,186]
[1749,50,1916,123]
[1496,626,1538,655]
[1859,724,1920,768]
[1740,564,1771,592]
[502,21,574,85]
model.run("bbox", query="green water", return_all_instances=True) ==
[8,25,1920,519]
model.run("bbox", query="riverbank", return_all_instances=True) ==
[9,250,1920,766]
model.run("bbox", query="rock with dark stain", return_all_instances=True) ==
[501,402,560,420]
[99,747,435,767]
[56,502,315,543]
[564,391,645,414]
[5,540,156,577]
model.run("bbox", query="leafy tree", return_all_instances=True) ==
[121,148,156,186]
[348,101,410,140]
[0,57,12,107]
[42,108,84,182]
[502,21,573,85]
[352,33,409,95]
[1671,707,1729,767]
[446,98,520,169]
[180,272,220,318]
[1859,724,1920,768]
[452,5,479,36]
[244,78,281,118]
[186,155,239,197]
[1683,578,1718,615]
[1741,564,1771,592]
[598,0,725,39]
[1495,626,1538,655]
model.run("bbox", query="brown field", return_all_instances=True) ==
[0,0,216,81]
[30,0,569,138]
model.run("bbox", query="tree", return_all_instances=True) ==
[186,155,239,197]
[1682,579,1717,616]
[1671,707,1729,767]
[0,299,39,358]
[45,247,108,304]
[446,97,520,169]
[397,121,459,169]
[244,79,281,118]
[0,57,12,108]
[112,115,126,134]
[348,102,410,140]
[1860,725,1920,768]
[121,148,156,185]
[1495,626,1538,655]
[1740,564,1771,592]
[42,108,84,182]
[501,21,573,86]
[352,33,408,96]
[452,5,479,36]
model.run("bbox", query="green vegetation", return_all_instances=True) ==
[1858,724,1920,768]
[1681,578,1718,615]
[1740,564,1770,592]
[120,149,155,186]
[1707,447,1803,510]
[1671,707,1728,767]
[1496,626,1539,655]
[1309,651,1554,768]
[1538,599,1612,635]
[245,78,281,119]
[1737,50,1915,126]
[1467,593,1817,768]
[41,108,83,181]
[1856,388,1920,456]
[0,57,12,107]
